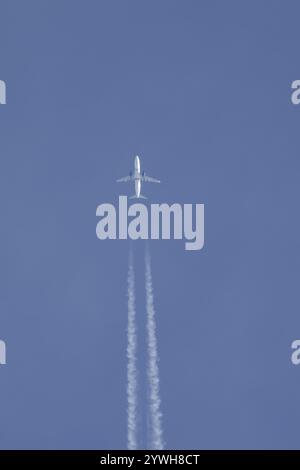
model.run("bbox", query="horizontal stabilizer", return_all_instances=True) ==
[129,194,147,199]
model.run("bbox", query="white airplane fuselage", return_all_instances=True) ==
[134,156,141,198]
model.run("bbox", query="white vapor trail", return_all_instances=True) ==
[145,248,164,450]
[127,251,138,450]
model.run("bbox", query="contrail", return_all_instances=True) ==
[127,250,138,450]
[145,247,164,450]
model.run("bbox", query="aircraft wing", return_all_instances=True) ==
[142,175,160,183]
[117,175,132,183]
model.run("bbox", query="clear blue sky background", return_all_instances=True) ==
[0,0,300,449]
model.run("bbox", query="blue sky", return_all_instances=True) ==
[0,0,300,449]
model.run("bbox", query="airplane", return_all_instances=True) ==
[117,155,160,199]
